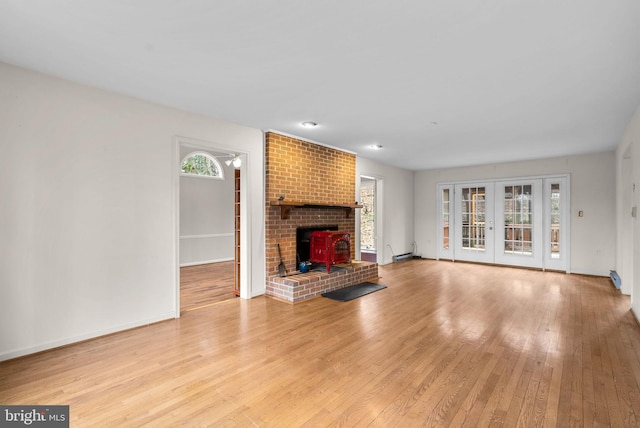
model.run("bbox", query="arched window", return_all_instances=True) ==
[180,151,224,179]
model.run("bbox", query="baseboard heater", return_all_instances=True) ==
[610,270,621,289]
[393,253,413,262]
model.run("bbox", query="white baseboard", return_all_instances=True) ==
[180,258,234,267]
[570,268,609,277]
[179,233,233,240]
[0,312,176,362]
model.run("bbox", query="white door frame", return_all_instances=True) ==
[494,179,543,268]
[437,184,455,260]
[542,176,570,272]
[454,182,495,264]
[620,156,633,294]
[356,175,384,264]
[359,176,377,256]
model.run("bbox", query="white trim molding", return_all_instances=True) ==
[180,233,234,240]
[180,258,234,267]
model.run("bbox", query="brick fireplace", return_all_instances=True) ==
[265,132,378,302]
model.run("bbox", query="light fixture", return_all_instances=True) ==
[224,154,242,168]
[301,121,318,128]
[368,144,383,150]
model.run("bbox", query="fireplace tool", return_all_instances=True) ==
[277,243,287,277]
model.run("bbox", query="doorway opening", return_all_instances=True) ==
[621,152,633,295]
[360,176,377,262]
[178,143,240,313]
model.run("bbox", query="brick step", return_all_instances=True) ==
[267,261,378,303]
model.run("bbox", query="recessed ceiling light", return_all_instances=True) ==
[368,144,383,150]
[301,121,317,128]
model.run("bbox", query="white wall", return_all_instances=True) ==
[179,147,235,266]
[0,62,265,360]
[616,103,640,316]
[356,157,415,265]
[415,152,616,276]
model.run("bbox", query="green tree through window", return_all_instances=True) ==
[181,152,223,179]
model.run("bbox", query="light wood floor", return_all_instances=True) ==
[2,260,640,426]
[180,261,236,312]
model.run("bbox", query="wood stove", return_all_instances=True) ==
[309,231,351,273]
[296,225,338,264]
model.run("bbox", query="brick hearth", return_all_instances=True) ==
[268,261,378,303]
[265,132,378,303]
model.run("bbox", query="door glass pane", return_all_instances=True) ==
[442,189,450,250]
[503,184,533,255]
[461,187,485,251]
[550,183,560,258]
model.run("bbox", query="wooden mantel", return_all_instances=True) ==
[270,200,363,220]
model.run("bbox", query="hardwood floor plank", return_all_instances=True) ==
[525,281,567,426]
[180,261,235,312]
[582,278,599,427]
[604,309,639,427]
[2,260,640,426]
[449,345,507,427]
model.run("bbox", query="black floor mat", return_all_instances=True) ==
[321,282,387,301]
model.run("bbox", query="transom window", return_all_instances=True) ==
[180,152,224,179]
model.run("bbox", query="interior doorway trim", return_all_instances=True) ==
[356,174,384,264]
[173,136,250,317]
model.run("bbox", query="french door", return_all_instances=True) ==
[453,183,494,263]
[437,176,569,271]
[494,180,543,267]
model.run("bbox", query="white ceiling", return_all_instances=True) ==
[1,1,640,170]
